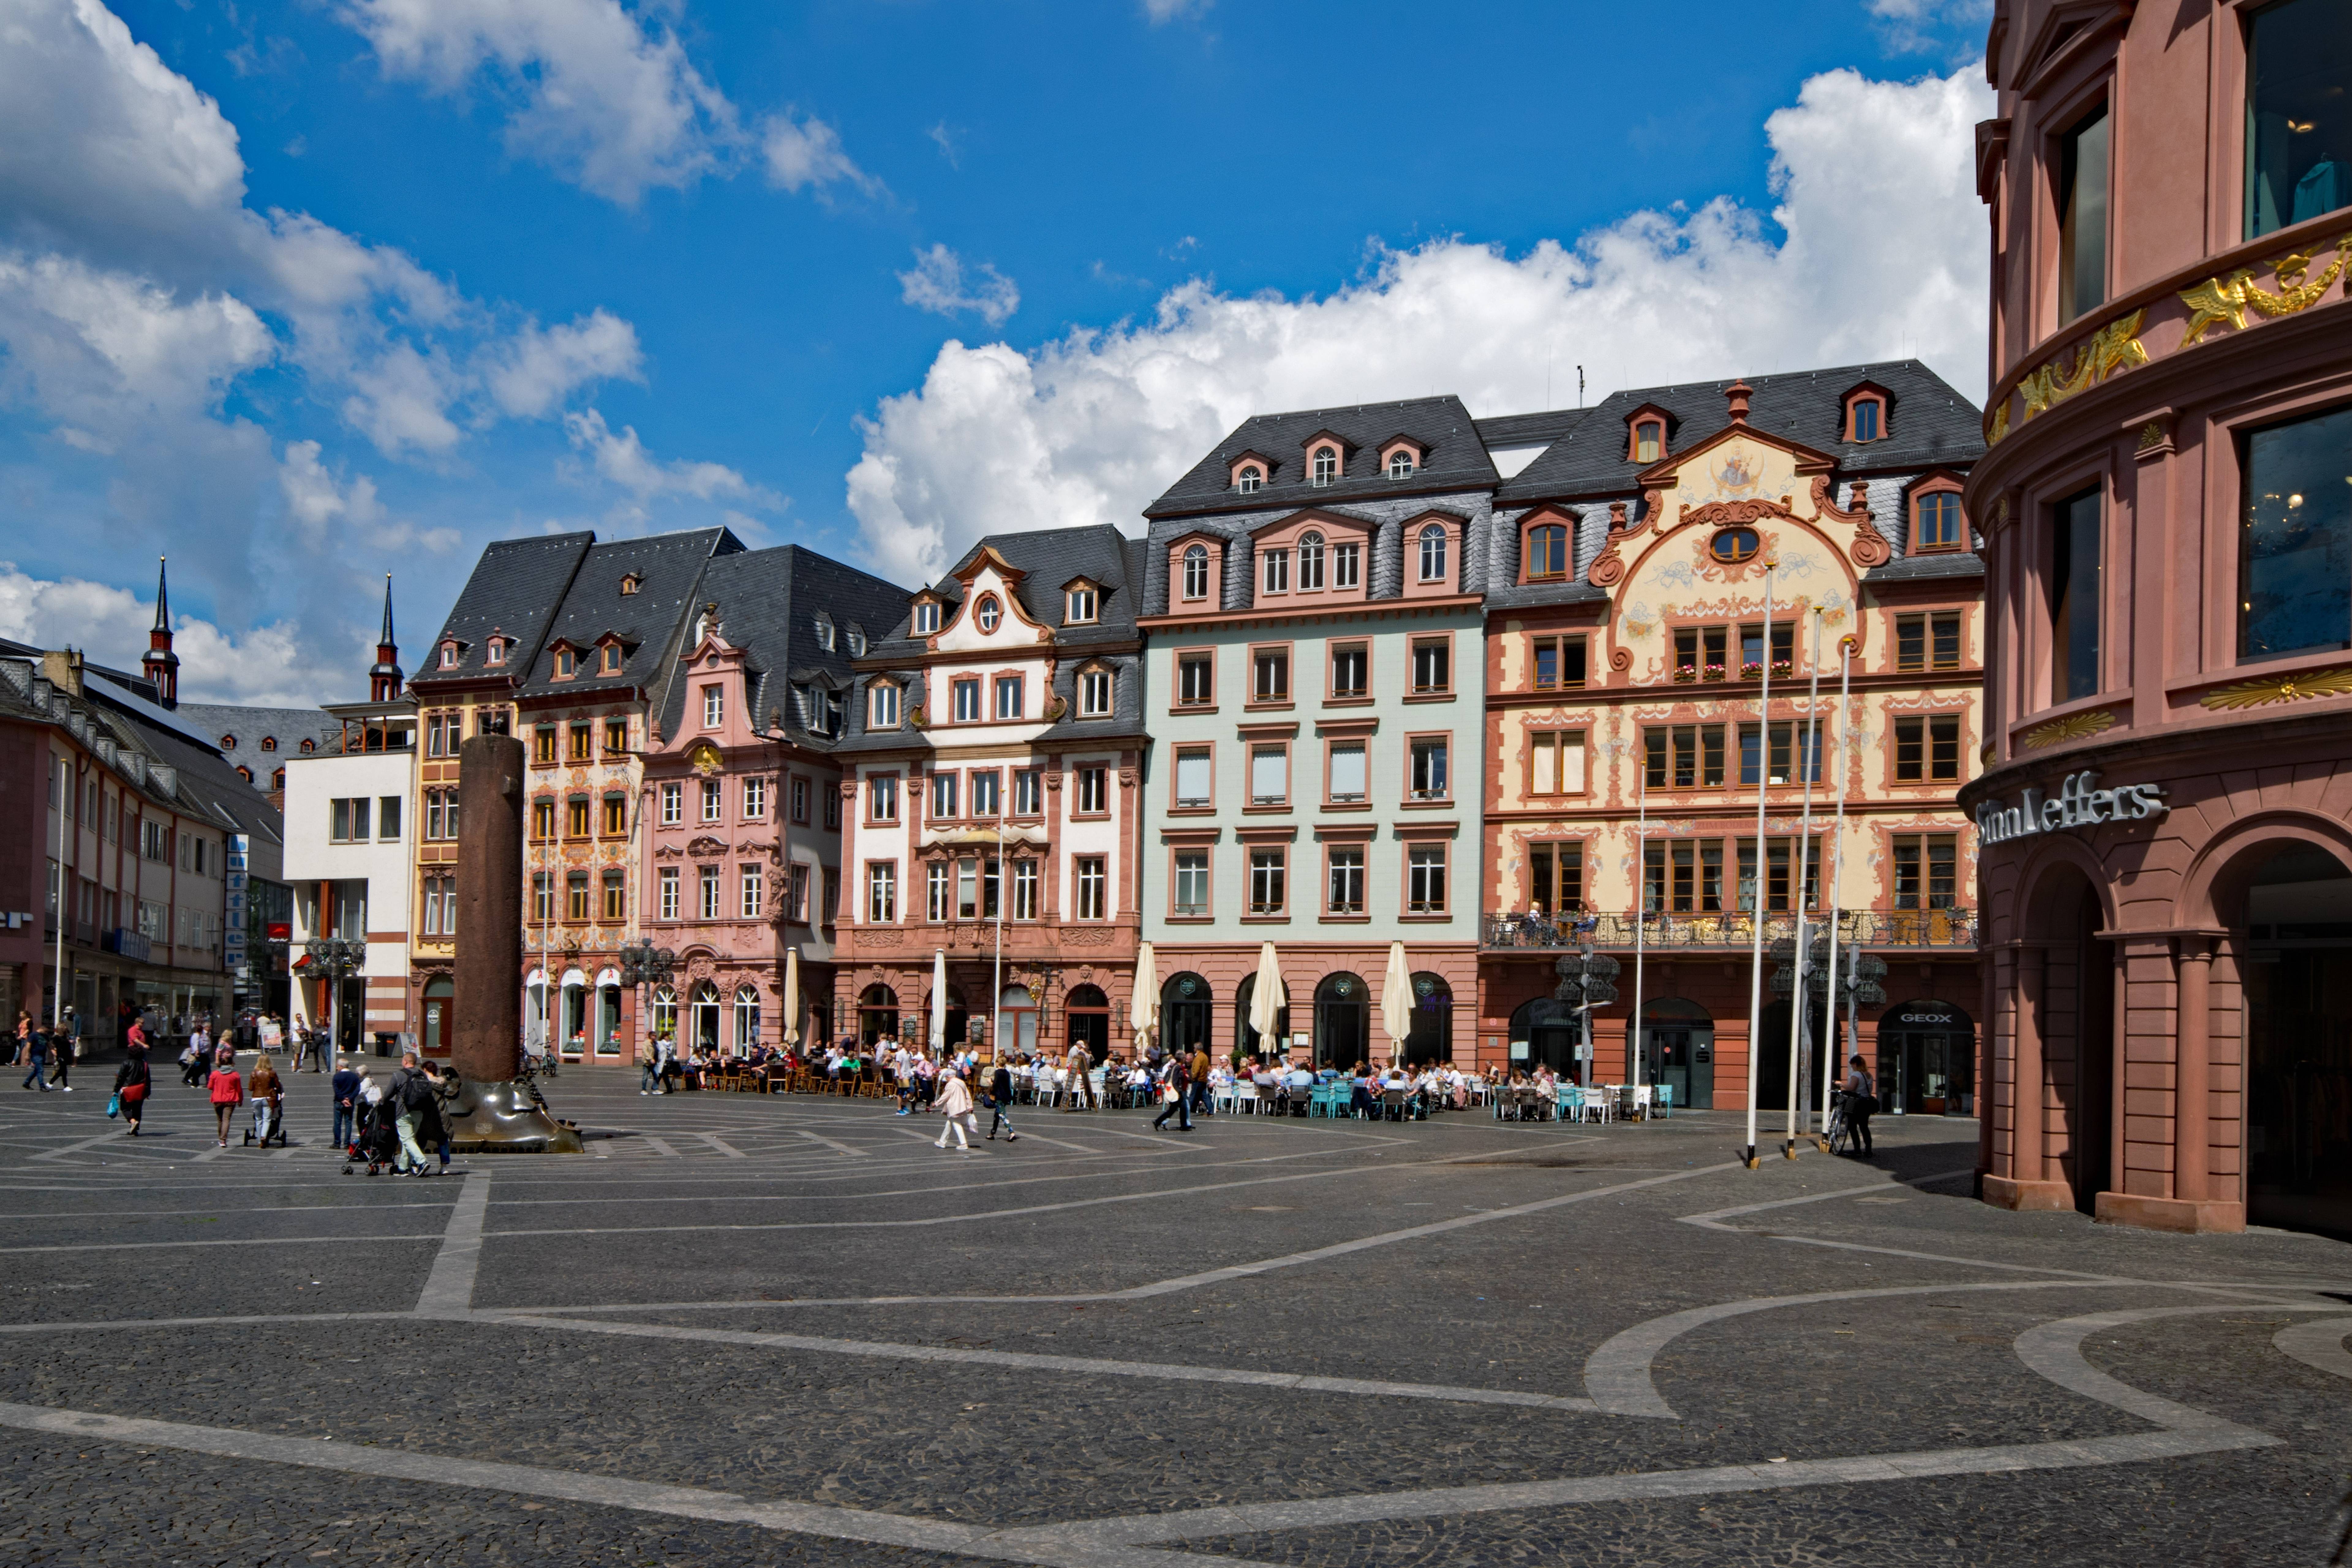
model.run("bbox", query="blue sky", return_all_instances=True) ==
[0,0,1993,704]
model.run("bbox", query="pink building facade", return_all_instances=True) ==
[1968,0,2352,1234]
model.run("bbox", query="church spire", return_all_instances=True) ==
[369,575,404,702]
[141,556,179,708]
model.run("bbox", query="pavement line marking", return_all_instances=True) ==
[496,1312,1599,1412]
[0,1233,448,1256]
[1677,1167,1977,1231]
[640,1135,682,1158]
[694,1133,747,1159]
[987,1128,1100,1154]
[30,1129,138,1163]
[413,1171,492,1318]
[191,1140,230,1162]
[2272,1317,2352,1383]
[794,1128,867,1157]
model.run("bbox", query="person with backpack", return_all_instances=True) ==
[112,1042,150,1136]
[386,1051,436,1175]
[207,1051,245,1147]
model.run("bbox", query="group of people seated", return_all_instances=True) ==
[1514,902,1601,944]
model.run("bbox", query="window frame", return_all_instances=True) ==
[1246,741,1290,809]
[1408,633,1454,698]
[1077,666,1113,717]
[1403,841,1449,917]
[1416,522,1451,585]
[1174,648,1216,710]
[1073,764,1110,817]
[1170,742,1216,813]
[1072,855,1109,921]
[1405,732,1451,803]
[1248,642,1293,708]
[1523,727,1587,799]
[865,773,901,825]
[1327,640,1370,702]
[1530,633,1587,692]
[865,861,899,923]
[1248,846,1288,916]
[974,594,1003,633]
[1168,846,1212,921]
[993,674,1024,721]
[1066,584,1098,624]
[1912,480,1967,552]
[868,681,902,730]
[1522,517,1571,582]
[1323,841,1368,918]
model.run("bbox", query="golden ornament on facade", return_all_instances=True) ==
[2015,310,2149,424]
[2178,233,2352,347]
[2199,665,2352,710]
[2021,708,2117,749]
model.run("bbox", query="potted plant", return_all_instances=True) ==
[1703,663,1726,682]
[1673,666,1698,684]
[1739,661,1763,679]
[1770,659,1794,679]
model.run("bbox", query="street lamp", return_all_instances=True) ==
[1771,931,1886,1136]
[618,937,675,1063]
[1552,947,1620,1089]
[303,937,365,1056]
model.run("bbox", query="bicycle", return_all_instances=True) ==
[1826,1090,1863,1156]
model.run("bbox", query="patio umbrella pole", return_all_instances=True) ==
[1817,637,1853,1143]
[1784,607,1825,1160]
[1741,563,1775,1170]
[1629,765,1647,1102]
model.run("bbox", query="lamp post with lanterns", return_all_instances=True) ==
[1553,946,1620,1090]
[618,938,675,1064]
[1771,929,1887,1145]
[303,936,365,1056]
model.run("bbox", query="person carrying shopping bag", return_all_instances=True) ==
[112,1044,151,1136]
[933,1065,978,1153]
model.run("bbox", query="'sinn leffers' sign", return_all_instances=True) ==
[1976,769,2169,847]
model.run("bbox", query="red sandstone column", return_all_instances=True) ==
[2175,937,2211,1204]
[2013,944,2045,1184]
[452,733,525,1084]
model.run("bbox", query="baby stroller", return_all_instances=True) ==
[244,1093,288,1148]
[345,1099,402,1176]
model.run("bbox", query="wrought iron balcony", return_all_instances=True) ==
[1481,907,1977,953]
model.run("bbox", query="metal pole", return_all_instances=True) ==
[1578,948,1592,1090]
[1629,765,1648,1098]
[1742,563,1775,1168]
[1818,638,1854,1139]
[51,758,67,1031]
[1784,607,1824,1158]
[992,831,1005,1063]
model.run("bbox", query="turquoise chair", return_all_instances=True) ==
[1557,1085,1580,1123]
[1654,1083,1674,1118]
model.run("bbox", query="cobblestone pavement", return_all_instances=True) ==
[2,1069,2347,1566]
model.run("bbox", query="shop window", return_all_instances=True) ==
[2245,0,2352,239]
[2051,486,2104,702]
[2240,404,2352,661]
[2057,105,2110,322]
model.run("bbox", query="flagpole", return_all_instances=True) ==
[1628,760,1649,1101]
[1784,605,1824,1158]
[1742,562,1775,1170]
[1818,636,1854,1140]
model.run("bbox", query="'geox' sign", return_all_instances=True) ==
[1976,770,2167,846]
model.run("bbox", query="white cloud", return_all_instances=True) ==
[897,244,1020,326]
[761,111,877,196]
[1867,0,1994,53]
[847,64,1991,586]
[278,439,460,552]
[563,407,779,508]
[1141,0,1210,23]
[0,560,320,707]
[341,0,740,205]
[0,251,271,427]
[485,308,643,418]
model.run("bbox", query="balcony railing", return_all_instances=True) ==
[1482,908,1977,952]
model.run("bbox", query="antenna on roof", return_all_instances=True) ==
[1578,365,1585,407]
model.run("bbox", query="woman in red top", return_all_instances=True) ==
[207,1056,245,1148]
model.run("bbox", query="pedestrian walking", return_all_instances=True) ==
[246,1054,285,1146]
[1188,1044,1212,1117]
[19,1023,51,1092]
[332,1057,361,1153]
[933,1065,978,1152]
[48,1024,76,1091]
[386,1052,435,1175]
[1152,1053,1193,1132]
[985,1059,1019,1143]
[9,1011,26,1069]
[639,1035,662,1095]
[207,1052,245,1146]
[112,1044,150,1136]
[1841,1054,1877,1159]
[1061,1042,1093,1111]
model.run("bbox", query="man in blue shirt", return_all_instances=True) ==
[331,1058,362,1152]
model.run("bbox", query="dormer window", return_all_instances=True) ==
[869,681,902,729]
[1262,547,1291,595]
[1077,665,1113,717]
[1852,399,1880,441]
[1632,420,1663,464]
[484,638,505,666]
[911,600,940,635]
[1237,466,1263,494]
[439,643,457,669]
[1182,544,1211,600]
[814,613,835,652]
[620,573,642,597]
[260,737,277,753]
[1066,584,1098,624]
[1914,486,1966,551]
[975,595,1002,633]
[847,627,867,657]
[1843,384,1891,443]
[300,738,315,754]
[220,734,236,750]
[1525,520,1570,581]
[1417,523,1449,584]
[600,643,623,674]
[1311,446,1338,486]
[554,648,576,679]
[1297,531,1325,591]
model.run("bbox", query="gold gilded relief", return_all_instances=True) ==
[2199,665,2352,710]
[2020,708,2116,749]
[2179,233,2352,348]
[2016,310,2149,423]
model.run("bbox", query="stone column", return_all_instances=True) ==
[2013,943,2044,1184]
[2174,936,2211,1204]
[453,733,525,1084]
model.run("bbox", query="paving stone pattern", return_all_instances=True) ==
[0,1068,2346,1566]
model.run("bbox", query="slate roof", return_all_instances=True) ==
[1497,360,1984,503]
[518,527,742,707]
[174,703,344,769]
[1865,550,1987,583]
[1473,409,1593,451]
[652,544,909,747]
[410,531,597,689]
[1143,396,1496,519]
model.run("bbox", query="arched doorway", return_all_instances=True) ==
[524,968,548,1054]
[1235,973,1288,1061]
[596,967,623,1057]
[560,967,587,1058]
[1065,984,1109,1058]
[1510,996,1578,1076]
[422,976,452,1056]
[1314,972,1368,1069]
[1637,997,1714,1109]
[1879,999,1975,1116]
[857,983,899,1047]
[997,982,1038,1057]
[1161,973,1213,1059]
[925,986,968,1054]
[2021,860,2114,1217]
[690,980,722,1055]
[1402,973,1453,1065]
[2237,842,2352,1236]
[733,985,761,1056]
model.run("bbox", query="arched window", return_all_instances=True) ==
[1914,491,1964,551]
[1313,971,1368,1070]
[857,983,899,1047]
[691,980,722,1054]
[651,984,677,1042]
[1403,973,1453,1066]
[1235,971,1289,1060]
[1161,972,1213,1057]
[1237,465,1263,494]
[974,596,1001,633]
[1418,524,1449,583]
[1526,522,1569,581]
[1182,544,1210,600]
[733,985,761,1056]
[1633,420,1663,464]
[1311,446,1338,486]
[1388,449,1415,479]
[1851,397,1883,441]
[1297,531,1325,590]
[1066,983,1110,1056]
[996,982,1038,1056]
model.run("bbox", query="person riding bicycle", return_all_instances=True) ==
[1839,1053,1876,1158]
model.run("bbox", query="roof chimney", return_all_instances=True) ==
[141,556,179,708]
[1724,380,1754,424]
